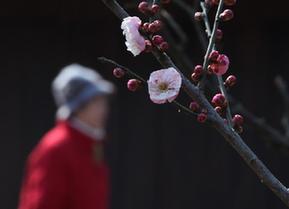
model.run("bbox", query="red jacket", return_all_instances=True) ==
[18,121,110,209]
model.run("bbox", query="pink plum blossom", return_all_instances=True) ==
[121,16,146,56]
[148,67,182,104]
[211,54,230,75]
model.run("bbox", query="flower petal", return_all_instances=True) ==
[148,67,182,104]
[121,16,146,56]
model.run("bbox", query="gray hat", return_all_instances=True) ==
[52,64,115,120]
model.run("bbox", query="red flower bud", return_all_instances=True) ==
[142,22,150,32]
[148,20,162,33]
[211,93,226,107]
[138,1,149,14]
[232,114,244,126]
[189,101,200,112]
[113,68,125,78]
[225,75,237,87]
[191,72,201,83]
[127,79,141,92]
[151,4,160,15]
[152,35,164,45]
[197,113,208,123]
[194,12,204,21]
[220,9,234,21]
[193,65,204,76]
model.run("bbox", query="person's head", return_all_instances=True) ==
[52,64,115,128]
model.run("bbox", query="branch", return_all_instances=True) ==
[231,97,289,148]
[172,0,208,52]
[101,0,289,206]
[198,0,234,127]
[275,75,289,138]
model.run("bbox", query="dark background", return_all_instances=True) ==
[1,0,289,209]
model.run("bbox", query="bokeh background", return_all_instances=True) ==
[1,0,289,208]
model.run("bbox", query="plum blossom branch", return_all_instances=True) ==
[174,0,289,150]
[97,56,197,116]
[101,0,289,206]
[195,0,234,127]
[159,0,289,153]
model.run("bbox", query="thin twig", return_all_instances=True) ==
[172,0,208,52]
[101,0,289,206]
[198,0,225,90]
[160,9,189,48]
[98,57,146,82]
[275,75,289,138]
[231,99,289,148]
[200,2,212,36]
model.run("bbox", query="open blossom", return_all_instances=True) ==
[121,16,146,56]
[210,54,230,75]
[148,67,182,104]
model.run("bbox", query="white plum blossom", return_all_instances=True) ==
[121,16,146,56]
[148,67,182,104]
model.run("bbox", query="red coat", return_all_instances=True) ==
[18,121,110,209]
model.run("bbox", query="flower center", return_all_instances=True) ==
[158,82,168,91]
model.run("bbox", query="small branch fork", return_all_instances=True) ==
[101,0,289,207]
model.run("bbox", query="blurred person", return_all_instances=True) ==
[18,64,115,209]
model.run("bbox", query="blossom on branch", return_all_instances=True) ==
[148,67,182,104]
[210,54,230,75]
[121,16,146,56]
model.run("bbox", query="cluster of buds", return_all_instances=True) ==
[189,101,208,123]
[211,93,244,133]
[138,1,160,16]
[141,20,168,52]
[141,20,162,34]
[138,1,170,53]
[140,20,169,52]
[112,67,142,92]
[138,0,171,16]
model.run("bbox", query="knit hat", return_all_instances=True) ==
[52,64,115,120]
